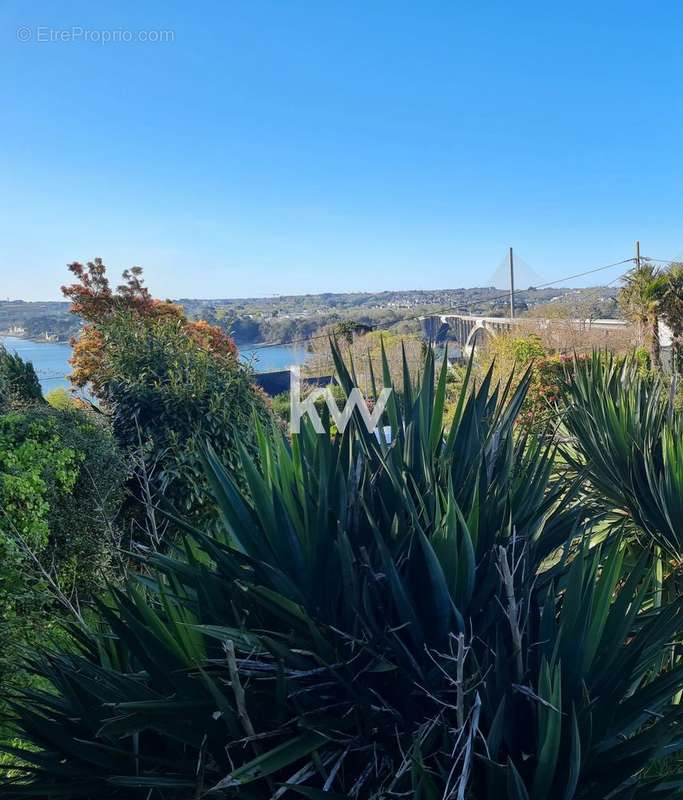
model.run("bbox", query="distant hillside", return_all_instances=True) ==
[0,300,76,342]
[178,285,620,345]
[1,285,619,345]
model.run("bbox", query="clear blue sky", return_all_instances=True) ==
[2,1,683,300]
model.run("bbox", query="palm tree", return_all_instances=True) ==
[661,262,683,373]
[619,263,666,369]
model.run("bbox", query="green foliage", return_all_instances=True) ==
[0,405,126,689]
[633,345,652,373]
[619,264,667,369]
[661,263,683,373]
[562,352,683,558]
[3,344,683,798]
[0,412,78,673]
[0,346,43,410]
[492,333,547,363]
[270,391,291,423]
[98,313,271,532]
[45,387,76,410]
[484,335,579,430]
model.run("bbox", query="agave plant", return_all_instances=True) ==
[562,351,683,560]
[3,342,683,799]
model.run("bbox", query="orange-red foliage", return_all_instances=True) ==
[62,259,238,391]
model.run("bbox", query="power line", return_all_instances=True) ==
[530,258,634,290]
[640,256,683,265]
[243,256,636,353]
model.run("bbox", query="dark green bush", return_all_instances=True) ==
[0,404,126,689]
[0,345,43,410]
[97,313,271,534]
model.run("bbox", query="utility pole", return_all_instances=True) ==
[635,240,641,269]
[509,247,515,319]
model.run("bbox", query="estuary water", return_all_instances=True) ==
[0,335,310,394]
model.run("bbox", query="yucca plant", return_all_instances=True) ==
[3,342,683,799]
[562,351,683,560]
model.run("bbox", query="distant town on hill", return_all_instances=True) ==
[1,285,620,345]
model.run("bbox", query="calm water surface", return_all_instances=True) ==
[0,336,310,394]
[1,336,74,393]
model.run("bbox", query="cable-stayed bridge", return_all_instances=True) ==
[417,248,639,356]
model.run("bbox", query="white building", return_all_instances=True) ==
[660,321,675,372]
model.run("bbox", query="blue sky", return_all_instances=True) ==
[2,1,683,300]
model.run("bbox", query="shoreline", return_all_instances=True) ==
[1,332,313,350]
[0,332,71,345]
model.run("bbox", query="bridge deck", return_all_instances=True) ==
[419,313,631,355]
[424,313,629,329]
